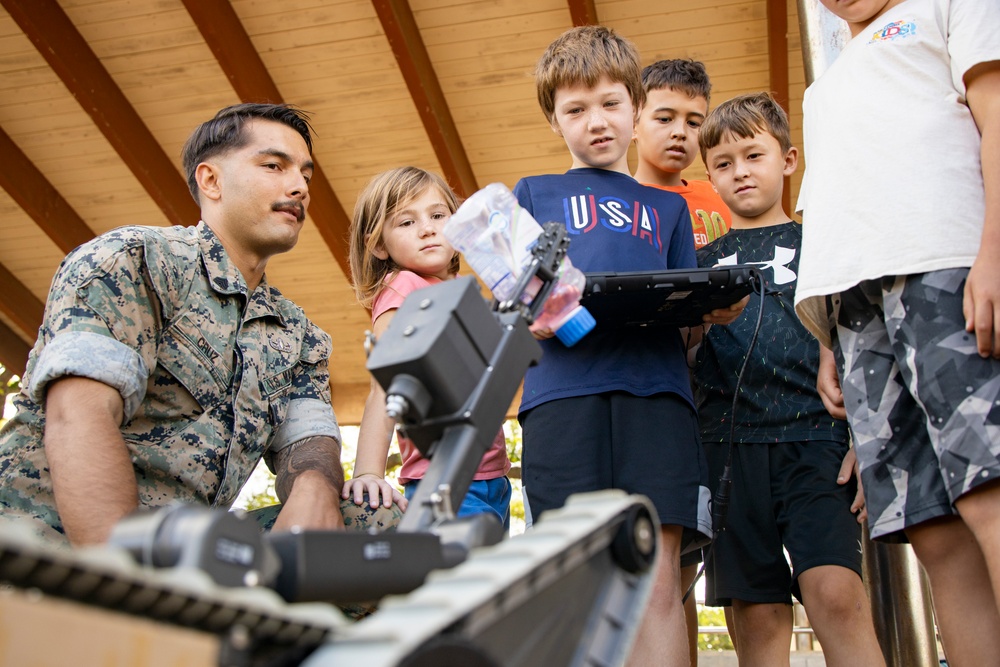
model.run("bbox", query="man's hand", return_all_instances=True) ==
[44,376,138,546]
[271,435,346,532]
[343,473,408,511]
[817,345,846,420]
[272,470,346,532]
[703,295,749,326]
[837,447,867,524]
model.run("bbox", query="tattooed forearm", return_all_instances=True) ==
[272,435,344,502]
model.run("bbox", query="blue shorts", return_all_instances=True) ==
[829,270,1000,541]
[519,391,712,552]
[404,476,512,533]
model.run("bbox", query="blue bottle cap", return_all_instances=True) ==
[555,306,596,347]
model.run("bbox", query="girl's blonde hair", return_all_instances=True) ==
[349,166,461,309]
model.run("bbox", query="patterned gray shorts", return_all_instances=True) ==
[828,269,1000,541]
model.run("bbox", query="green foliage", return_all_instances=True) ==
[0,367,21,430]
[698,606,735,651]
[240,469,279,510]
[504,420,522,464]
[508,478,525,525]
[503,420,525,525]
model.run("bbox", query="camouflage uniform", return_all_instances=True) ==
[0,221,348,543]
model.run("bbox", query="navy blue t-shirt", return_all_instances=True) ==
[694,222,849,443]
[513,168,696,413]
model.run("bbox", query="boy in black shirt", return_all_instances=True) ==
[694,93,883,666]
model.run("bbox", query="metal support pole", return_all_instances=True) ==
[795,0,851,83]
[861,525,939,665]
[792,601,814,652]
[795,2,940,664]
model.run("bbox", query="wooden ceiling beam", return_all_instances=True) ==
[0,126,95,255]
[180,0,353,278]
[766,0,791,214]
[0,319,31,379]
[567,0,599,26]
[0,262,44,344]
[767,0,790,111]
[372,0,478,198]
[1,0,200,228]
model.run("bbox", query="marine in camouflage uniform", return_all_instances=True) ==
[0,103,402,547]
[0,221,400,543]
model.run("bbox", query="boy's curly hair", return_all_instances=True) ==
[535,25,644,123]
[699,92,792,162]
[641,59,712,105]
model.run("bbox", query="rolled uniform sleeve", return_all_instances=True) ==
[29,332,148,422]
[271,398,341,452]
[27,235,163,422]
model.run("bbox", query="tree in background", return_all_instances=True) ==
[504,419,525,527]
[698,607,736,651]
[0,365,20,429]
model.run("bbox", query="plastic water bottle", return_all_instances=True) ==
[444,183,595,347]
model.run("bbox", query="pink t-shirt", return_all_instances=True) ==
[372,270,511,484]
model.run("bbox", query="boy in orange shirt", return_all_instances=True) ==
[635,59,731,250]
[634,59,733,662]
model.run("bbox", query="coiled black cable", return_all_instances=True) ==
[683,271,766,604]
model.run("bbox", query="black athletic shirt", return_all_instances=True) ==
[694,222,849,444]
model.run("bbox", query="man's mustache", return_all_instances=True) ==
[273,201,306,222]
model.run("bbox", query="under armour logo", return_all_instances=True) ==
[269,336,292,353]
[717,246,796,285]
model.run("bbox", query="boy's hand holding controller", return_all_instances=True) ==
[702,295,749,326]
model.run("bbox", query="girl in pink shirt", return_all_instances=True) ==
[344,167,512,529]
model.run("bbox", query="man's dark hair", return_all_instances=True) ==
[641,59,712,105]
[181,103,314,203]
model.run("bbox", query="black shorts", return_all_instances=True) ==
[520,391,712,550]
[680,548,703,569]
[704,438,862,606]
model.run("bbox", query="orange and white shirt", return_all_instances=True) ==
[646,180,731,249]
